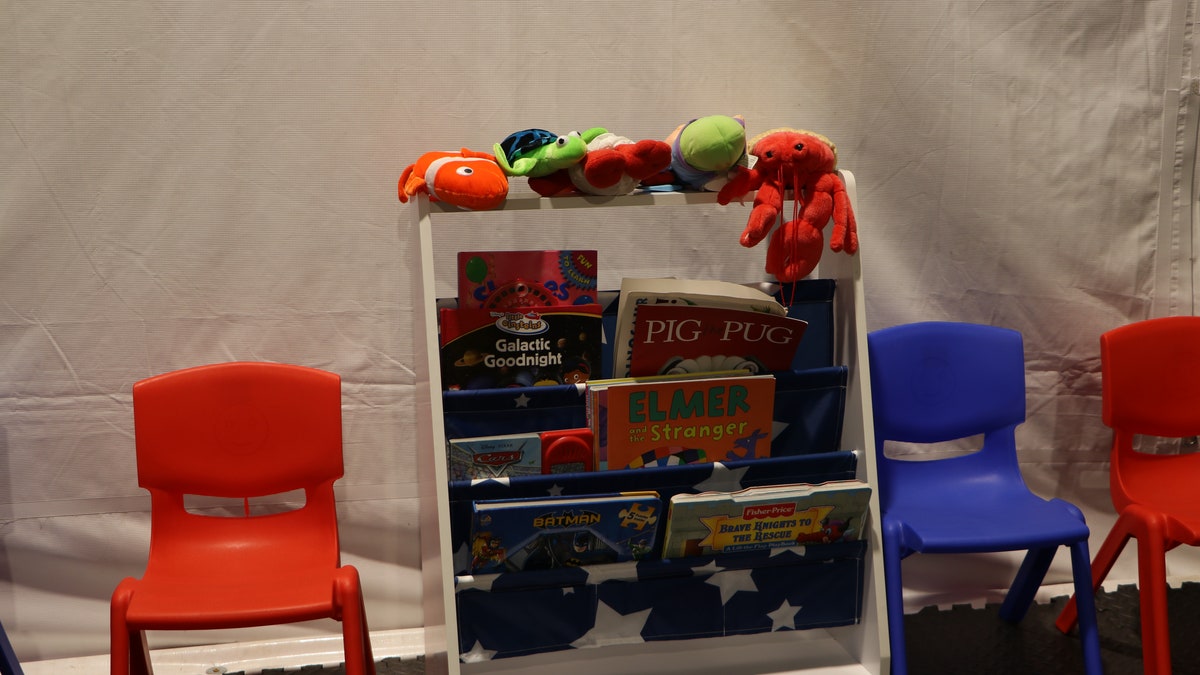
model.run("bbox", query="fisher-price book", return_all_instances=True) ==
[457,250,599,310]
[594,373,775,471]
[468,491,662,574]
[627,303,809,377]
[661,480,872,558]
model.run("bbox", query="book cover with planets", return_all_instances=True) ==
[457,250,599,310]
[439,303,602,390]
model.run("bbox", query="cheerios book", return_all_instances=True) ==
[457,250,598,310]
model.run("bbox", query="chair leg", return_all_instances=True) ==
[999,546,1056,622]
[1135,514,1172,675]
[1067,539,1104,675]
[336,567,375,675]
[0,619,22,675]
[111,580,153,675]
[1056,514,1133,633]
[881,520,909,675]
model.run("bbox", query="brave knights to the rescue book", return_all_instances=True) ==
[596,373,775,471]
[468,492,662,574]
[661,480,872,558]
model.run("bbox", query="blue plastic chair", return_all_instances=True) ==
[868,322,1102,675]
[0,618,22,675]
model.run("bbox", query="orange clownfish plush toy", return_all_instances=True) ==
[399,149,509,211]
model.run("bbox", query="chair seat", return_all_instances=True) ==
[887,487,1090,554]
[1119,454,1200,534]
[125,562,342,628]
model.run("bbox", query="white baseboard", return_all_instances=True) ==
[20,627,426,675]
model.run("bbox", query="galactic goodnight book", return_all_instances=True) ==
[468,492,662,574]
[599,374,775,470]
[439,304,602,390]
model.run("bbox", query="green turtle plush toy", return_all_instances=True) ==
[494,127,607,177]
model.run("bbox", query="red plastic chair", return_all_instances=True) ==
[1057,316,1200,674]
[110,362,375,675]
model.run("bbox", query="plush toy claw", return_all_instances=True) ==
[399,149,509,211]
[718,129,858,282]
[528,132,672,197]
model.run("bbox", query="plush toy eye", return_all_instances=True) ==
[794,143,805,152]
[456,166,475,176]
[763,150,775,159]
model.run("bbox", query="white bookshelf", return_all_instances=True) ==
[409,171,890,674]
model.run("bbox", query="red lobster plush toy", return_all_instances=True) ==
[717,129,858,282]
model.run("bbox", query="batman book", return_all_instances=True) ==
[468,491,662,574]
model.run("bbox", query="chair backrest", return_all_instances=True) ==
[1101,316,1200,438]
[867,322,1028,507]
[132,362,345,563]
[133,361,344,499]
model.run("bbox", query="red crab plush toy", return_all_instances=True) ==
[718,129,858,282]
[528,132,671,197]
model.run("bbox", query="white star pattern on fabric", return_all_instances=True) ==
[571,599,651,649]
[767,599,803,631]
[470,476,511,487]
[469,574,496,592]
[582,561,640,585]
[460,640,498,663]
[690,560,726,576]
[693,462,751,494]
[770,545,805,558]
[453,541,471,574]
[705,568,758,604]
[771,419,789,441]
[513,393,531,408]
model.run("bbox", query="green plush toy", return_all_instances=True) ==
[494,127,608,177]
[666,115,748,190]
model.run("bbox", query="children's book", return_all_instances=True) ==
[661,480,872,558]
[584,369,752,469]
[612,277,787,378]
[468,491,662,573]
[627,303,808,377]
[596,373,775,471]
[447,428,594,480]
[438,303,602,390]
[448,431,543,481]
[457,250,599,310]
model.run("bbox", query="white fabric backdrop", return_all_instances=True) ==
[2,0,1194,662]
